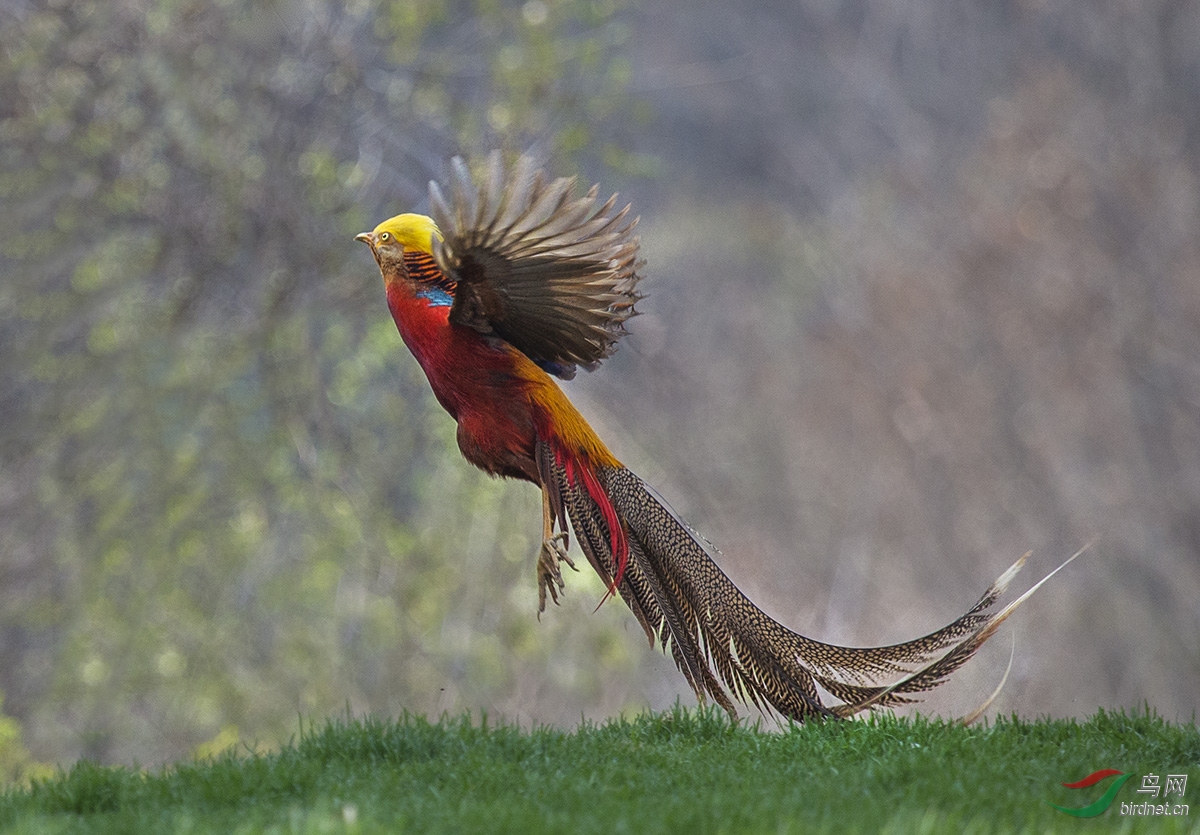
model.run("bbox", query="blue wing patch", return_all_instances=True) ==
[417,287,454,307]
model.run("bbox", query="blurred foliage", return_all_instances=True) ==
[0,0,645,767]
[3,0,1198,773]
[0,693,54,786]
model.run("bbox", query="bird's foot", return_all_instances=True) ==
[537,532,577,616]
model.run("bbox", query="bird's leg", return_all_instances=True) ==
[537,486,577,616]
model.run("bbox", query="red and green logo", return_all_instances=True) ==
[1048,769,1133,817]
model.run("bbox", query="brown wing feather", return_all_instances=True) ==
[429,152,643,378]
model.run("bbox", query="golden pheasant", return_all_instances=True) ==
[356,152,1079,722]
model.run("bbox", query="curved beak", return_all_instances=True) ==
[354,232,374,246]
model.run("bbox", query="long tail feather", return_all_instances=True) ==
[542,445,1084,722]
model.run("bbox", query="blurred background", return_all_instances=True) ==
[2,0,1198,773]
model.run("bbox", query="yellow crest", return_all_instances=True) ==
[372,213,443,254]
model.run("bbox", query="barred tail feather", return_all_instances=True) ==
[541,445,1080,722]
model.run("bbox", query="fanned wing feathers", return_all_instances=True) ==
[541,442,1076,723]
[429,151,643,379]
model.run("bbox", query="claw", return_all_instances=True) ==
[537,532,577,616]
[536,484,578,617]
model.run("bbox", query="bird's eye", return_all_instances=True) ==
[379,231,392,243]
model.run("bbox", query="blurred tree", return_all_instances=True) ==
[0,0,644,766]
[4,0,1198,770]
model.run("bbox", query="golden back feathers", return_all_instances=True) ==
[429,152,643,378]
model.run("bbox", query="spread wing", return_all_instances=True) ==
[429,152,643,379]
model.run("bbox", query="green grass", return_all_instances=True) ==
[1,708,1196,834]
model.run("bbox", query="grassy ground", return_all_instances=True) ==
[0,707,1196,834]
